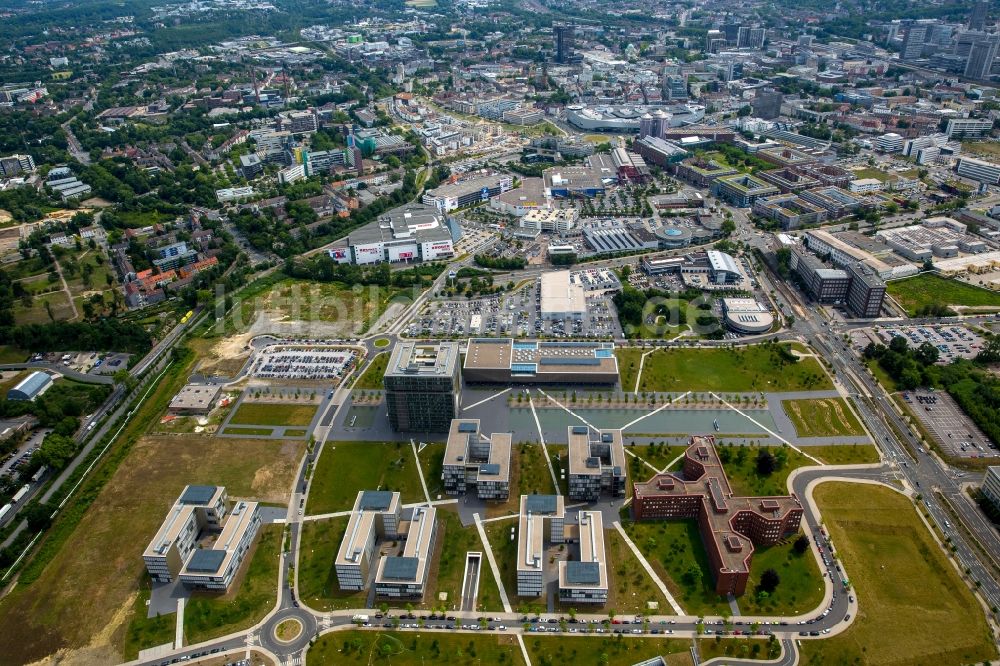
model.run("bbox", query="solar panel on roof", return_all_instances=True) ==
[179,485,217,505]
[571,426,588,435]
[601,433,613,443]
[185,549,226,573]
[382,556,419,581]
[479,463,500,475]
[525,495,558,514]
[565,561,601,585]
[539,357,601,366]
[458,422,477,433]
[358,490,394,511]
[586,456,600,469]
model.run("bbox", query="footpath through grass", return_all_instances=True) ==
[635,344,832,393]
[799,483,998,666]
[887,273,1000,315]
[781,398,866,438]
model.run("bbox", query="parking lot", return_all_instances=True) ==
[904,389,997,458]
[248,346,356,380]
[410,274,622,339]
[876,325,985,363]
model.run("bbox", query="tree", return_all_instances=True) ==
[756,449,777,476]
[35,433,77,470]
[793,534,810,555]
[758,568,780,594]
[24,502,53,531]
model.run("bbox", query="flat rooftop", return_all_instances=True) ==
[180,499,259,578]
[169,383,222,411]
[632,436,801,576]
[558,510,607,591]
[464,338,618,376]
[567,426,625,478]
[540,270,586,316]
[385,341,460,379]
[516,494,565,577]
[336,490,401,568]
[444,418,512,485]
[374,505,436,585]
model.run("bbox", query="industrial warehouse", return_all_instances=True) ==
[326,203,460,265]
[463,338,619,385]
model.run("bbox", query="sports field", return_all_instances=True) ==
[634,345,832,392]
[799,483,998,666]
[782,398,866,438]
[886,273,1000,316]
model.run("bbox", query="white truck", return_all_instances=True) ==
[352,614,369,624]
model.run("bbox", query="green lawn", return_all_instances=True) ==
[886,273,1000,316]
[229,401,318,426]
[526,636,692,666]
[284,429,308,437]
[431,508,504,612]
[807,444,880,465]
[374,338,391,348]
[354,352,389,390]
[621,518,822,617]
[309,630,526,665]
[615,348,644,392]
[221,426,274,436]
[183,524,282,644]
[699,637,781,662]
[781,398,866,438]
[297,516,367,611]
[799,483,998,666]
[635,344,832,392]
[122,583,175,660]
[307,441,426,514]
[605,528,676,615]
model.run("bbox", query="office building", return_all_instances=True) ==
[6,371,53,402]
[554,24,575,64]
[793,248,850,303]
[969,0,989,31]
[516,494,565,597]
[143,485,261,591]
[374,505,437,599]
[663,74,688,101]
[633,136,688,168]
[946,118,994,139]
[330,203,458,266]
[169,383,222,415]
[713,173,780,207]
[422,173,513,212]
[675,159,739,188]
[443,419,512,501]
[463,339,618,385]
[965,36,1000,79]
[558,511,608,604]
[753,194,827,230]
[721,298,774,334]
[750,90,783,120]
[567,426,626,501]
[631,437,803,596]
[957,156,1000,185]
[982,466,1000,511]
[846,262,886,318]
[874,132,905,153]
[335,491,401,591]
[384,341,461,433]
[520,208,578,234]
[737,26,766,50]
[900,23,929,60]
[799,187,865,219]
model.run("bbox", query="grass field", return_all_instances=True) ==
[634,345,832,392]
[222,426,274,436]
[297,516,363,611]
[699,637,781,662]
[309,630,525,665]
[781,398,866,438]
[615,348,644,392]
[354,352,389,390]
[284,428,308,437]
[0,430,303,665]
[962,140,1000,160]
[0,345,28,363]
[228,278,406,336]
[430,508,504,612]
[229,401,318,426]
[886,273,1000,315]
[14,289,75,324]
[307,441,432,515]
[622,519,822,617]
[526,635,692,666]
[373,338,391,348]
[184,524,282,644]
[799,483,998,666]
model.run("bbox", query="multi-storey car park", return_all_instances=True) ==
[384,341,461,433]
[463,338,619,385]
[632,437,803,596]
[143,485,261,591]
[567,425,627,502]
[442,419,512,501]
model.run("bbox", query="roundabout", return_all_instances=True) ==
[274,618,303,644]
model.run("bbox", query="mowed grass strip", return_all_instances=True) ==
[353,351,389,390]
[799,483,998,666]
[431,508,504,612]
[222,426,274,436]
[229,401,318,426]
[526,635,692,666]
[886,273,1000,315]
[309,630,526,665]
[636,344,832,392]
[781,398,866,438]
[615,348,644,392]
[307,441,426,514]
